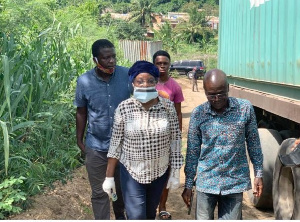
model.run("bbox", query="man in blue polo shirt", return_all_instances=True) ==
[74,39,131,219]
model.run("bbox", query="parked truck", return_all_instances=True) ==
[218,0,300,219]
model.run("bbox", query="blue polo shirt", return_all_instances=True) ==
[74,66,132,152]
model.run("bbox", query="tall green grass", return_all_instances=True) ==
[0,22,92,216]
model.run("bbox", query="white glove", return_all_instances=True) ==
[102,177,116,200]
[166,169,180,190]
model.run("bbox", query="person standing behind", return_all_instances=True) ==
[74,39,130,220]
[103,61,184,220]
[153,50,184,135]
[182,69,264,220]
[192,67,199,92]
[153,50,184,220]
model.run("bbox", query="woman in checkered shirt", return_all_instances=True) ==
[102,60,184,220]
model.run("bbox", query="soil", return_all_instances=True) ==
[9,77,275,220]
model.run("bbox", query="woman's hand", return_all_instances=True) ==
[102,177,116,200]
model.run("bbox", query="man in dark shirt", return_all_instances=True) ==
[74,39,131,219]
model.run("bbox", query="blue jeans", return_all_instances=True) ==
[120,163,168,220]
[196,191,243,220]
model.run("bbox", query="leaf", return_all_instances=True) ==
[0,120,9,175]
[9,156,32,166]
[2,55,12,123]
[0,100,7,118]
[11,121,35,133]
[10,84,29,116]
[38,28,52,37]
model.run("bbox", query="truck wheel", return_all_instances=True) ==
[247,128,282,208]
[279,129,300,140]
[273,138,300,219]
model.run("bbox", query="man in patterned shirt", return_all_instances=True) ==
[182,69,264,220]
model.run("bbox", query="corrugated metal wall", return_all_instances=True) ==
[119,40,163,63]
[218,0,300,87]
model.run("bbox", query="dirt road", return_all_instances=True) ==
[9,77,274,220]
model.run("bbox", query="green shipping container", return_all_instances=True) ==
[218,0,300,100]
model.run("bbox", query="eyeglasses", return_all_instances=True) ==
[134,79,157,86]
[206,93,228,100]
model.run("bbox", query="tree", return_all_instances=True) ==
[202,2,219,16]
[115,20,147,40]
[180,1,201,12]
[129,0,155,27]
[154,21,181,53]
[175,7,210,43]
[112,2,131,13]
[0,0,54,37]
[152,0,185,14]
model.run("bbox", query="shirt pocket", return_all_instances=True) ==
[126,118,142,132]
[150,117,169,135]
[88,94,108,111]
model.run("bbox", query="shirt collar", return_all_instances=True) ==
[158,76,170,85]
[92,66,116,81]
[203,97,238,115]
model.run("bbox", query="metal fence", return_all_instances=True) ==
[119,40,163,63]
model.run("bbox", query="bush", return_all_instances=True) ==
[0,177,26,219]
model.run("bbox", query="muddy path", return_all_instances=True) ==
[9,77,274,220]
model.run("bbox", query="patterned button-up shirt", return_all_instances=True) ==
[184,97,263,195]
[108,97,184,184]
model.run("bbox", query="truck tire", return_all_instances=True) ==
[273,138,300,219]
[279,129,300,140]
[247,128,282,208]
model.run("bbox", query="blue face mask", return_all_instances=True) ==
[133,86,158,103]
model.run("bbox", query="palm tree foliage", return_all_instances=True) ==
[175,7,211,43]
[154,21,181,53]
[129,0,156,27]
